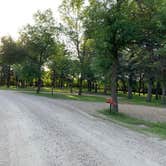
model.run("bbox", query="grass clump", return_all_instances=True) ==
[99,109,166,138]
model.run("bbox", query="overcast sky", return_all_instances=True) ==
[0,0,61,39]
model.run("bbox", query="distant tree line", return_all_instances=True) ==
[0,0,166,112]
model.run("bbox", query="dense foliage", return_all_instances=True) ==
[0,0,166,111]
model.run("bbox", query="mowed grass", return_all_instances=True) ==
[0,86,106,102]
[0,86,165,107]
[118,92,165,108]
[33,90,166,107]
[28,91,106,102]
[99,109,166,138]
[0,86,36,92]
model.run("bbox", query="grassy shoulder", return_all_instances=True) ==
[27,91,106,102]
[0,86,106,102]
[0,86,165,107]
[98,109,166,139]
[30,90,166,108]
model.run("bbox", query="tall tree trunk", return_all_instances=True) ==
[51,86,54,96]
[155,81,160,100]
[110,56,119,112]
[37,56,42,94]
[121,78,127,94]
[104,76,108,95]
[146,78,153,102]
[142,81,145,95]
[161,83,166,105]
[128,74,133,99]
[95,83,98,93]
[78,75,83,96]
[15,76,19,88]
[21,80,25,88]
[60,78,64,89]
[104,84,107,95]
[51,70,56,96]
[87,80,92,92]
[6,65,11,88]
[70,80,73,94]
[36,65,42,94]
[138,73,143,96]
[92,82,95,90]
[36,77,42,94]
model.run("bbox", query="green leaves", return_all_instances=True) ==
[20,9,56,65]
[0,36,27,65]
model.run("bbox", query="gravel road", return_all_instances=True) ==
[0,90,166,166]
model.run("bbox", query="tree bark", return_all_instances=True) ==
[51,86,54,96]
[70,80,73,94]
[155,81,160,100]
[60,78,64,89]
[110,56,119,112]
[142,81,145,95]
[138,73,143,96]
[21,80,25,88]
[37,55,42,94]
[161,83,166,105]
[104,84,107,95]
[78,75,83,96]
[121,78,127,94]
[36,65,42,94]
[36,77,42,94]
[15,76,19,88]
[87,80,92,92]
[146,78,153,102]
[128,74,133,99]
[51,70,56,96]
[95,83,98,93]
[6,65,11,88]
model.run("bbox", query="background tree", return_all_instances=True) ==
[135,0,164,102]
[48,43,72,95]
[0,36,26,87]
[20,9,57,93]
[60,0,89,95]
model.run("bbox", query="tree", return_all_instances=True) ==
[135,0,164,102]
[60,0,89,95]
[85,0,138,112]
[156,47,166,104]
[155,2,166,104]
[12,60,39,88]
[120,47,138,99]
[0,36,26,87]
[48,43,72,95]
[20,9,57,93]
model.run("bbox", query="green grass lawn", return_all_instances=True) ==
[33,90,166,108]
[118,93,164,107]
[0,86,165,107]
[27,91,106,102]
[0,86,36,91]
[98,109,166,138]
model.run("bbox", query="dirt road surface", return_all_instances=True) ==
[0,90,166,166]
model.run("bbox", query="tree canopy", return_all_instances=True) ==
[0,0,166,110]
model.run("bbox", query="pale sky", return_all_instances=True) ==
[0,0,62,39]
